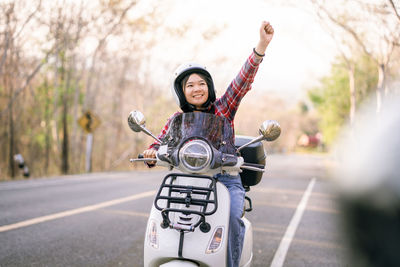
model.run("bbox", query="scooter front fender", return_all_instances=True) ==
[160,259,199,267]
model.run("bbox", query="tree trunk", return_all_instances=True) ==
[348,64,356,125]
[8,100,15,178]
[44,81,51,174]
[61,95,69,174]
[60,47,69,174]
[376,64,385,113]
[71,71,81,172]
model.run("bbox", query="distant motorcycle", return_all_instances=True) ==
[128,111,281,267]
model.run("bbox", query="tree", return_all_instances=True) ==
[0,0,235,179]
[309,0,400,114]
[388,0,400,24]
[0,0,46,177]
[308,55,378,146]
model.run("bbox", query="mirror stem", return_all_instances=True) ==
[236,135,264,153]
[142,126,162,144]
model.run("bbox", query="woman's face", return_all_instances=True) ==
[183,73,209,108]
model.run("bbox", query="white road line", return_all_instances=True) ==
[270,178,316,267]
[0,173,131,191]
[0,190,156,233]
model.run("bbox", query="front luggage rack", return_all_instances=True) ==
[154,173,218,232]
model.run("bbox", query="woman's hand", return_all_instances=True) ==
[143,149,157,167]
[255,21,274,57]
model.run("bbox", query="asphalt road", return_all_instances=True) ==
[0,154,346,267]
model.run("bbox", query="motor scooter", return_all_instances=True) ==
[128,111,281,267]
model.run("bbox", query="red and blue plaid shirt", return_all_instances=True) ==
[150,50,263,149]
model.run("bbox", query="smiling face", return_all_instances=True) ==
[183,73,209,109]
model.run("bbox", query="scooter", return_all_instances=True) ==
[128,111,281,267]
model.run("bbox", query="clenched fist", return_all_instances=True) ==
[255,21,274,57]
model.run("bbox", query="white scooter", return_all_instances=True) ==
[128,111,281,267]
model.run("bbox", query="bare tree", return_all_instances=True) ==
[0,0,230,179]
[0,0,46,178]
[309,0,399,113]
[388,0,400,23]
[311,6,360,125]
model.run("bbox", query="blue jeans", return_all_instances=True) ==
[215,174,245,267]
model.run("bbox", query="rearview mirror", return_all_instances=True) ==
[259,120,281,141]
[127,110,162,143]
[128,110,146,132]
[236,119,281,153]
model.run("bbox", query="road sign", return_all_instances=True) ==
[78,111,101,134]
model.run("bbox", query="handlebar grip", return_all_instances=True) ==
[138,154,144,159]
[243,162,265,169]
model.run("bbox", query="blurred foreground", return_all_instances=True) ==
[332,98,400,267]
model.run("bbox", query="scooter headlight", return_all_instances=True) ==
[179,139,212,173]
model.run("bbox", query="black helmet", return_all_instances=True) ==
[171,62,216,112]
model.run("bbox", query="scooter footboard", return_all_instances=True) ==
[154,173,218,232]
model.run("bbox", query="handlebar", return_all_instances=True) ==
[129,153,157,163]
[240,166,265,172]
[240,163,265,172]
[131,154,265,174]
[242,162,265,169]
[130,148,264,174]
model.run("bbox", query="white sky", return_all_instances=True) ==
[53,0,338,105]
[144,0,338,105]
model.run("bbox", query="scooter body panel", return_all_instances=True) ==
[239,217,253,267]
[144,179,230,267]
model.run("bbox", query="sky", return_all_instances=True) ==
[139,0,338,105]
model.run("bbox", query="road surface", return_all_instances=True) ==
[0,154,346,266]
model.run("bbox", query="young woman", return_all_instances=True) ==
[144,21,274,267]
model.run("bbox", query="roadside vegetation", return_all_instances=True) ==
[1,0,399,179]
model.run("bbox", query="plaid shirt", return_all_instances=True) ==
[150,50,263,149]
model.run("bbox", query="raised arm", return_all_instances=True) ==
[215,21,274,122]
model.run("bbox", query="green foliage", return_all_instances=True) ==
[355,56,378,102]
[33,132,47,149]
[308,56,378,146]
